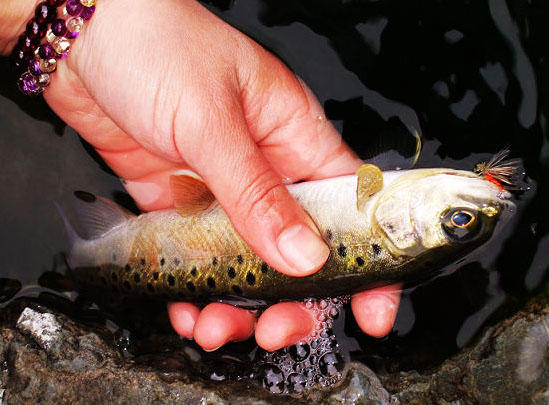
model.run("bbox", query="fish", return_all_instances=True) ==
[58,164,516,307]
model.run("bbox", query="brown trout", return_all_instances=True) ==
[60,164,515,307]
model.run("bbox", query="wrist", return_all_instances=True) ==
[0,0,43,55]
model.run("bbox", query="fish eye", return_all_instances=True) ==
[450,210,476,228]
[441,208,481,242]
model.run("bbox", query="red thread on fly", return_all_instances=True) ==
[473,149,521,193]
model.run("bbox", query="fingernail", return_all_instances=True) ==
[277,223,329,275]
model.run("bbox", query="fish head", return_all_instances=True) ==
[372,168,516,259]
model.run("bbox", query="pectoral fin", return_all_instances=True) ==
[356,164,383,211]
[170,172,216,216]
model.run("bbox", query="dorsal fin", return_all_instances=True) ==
[170,172,215,216]
[356,164,383,211]
[71,191,135,239]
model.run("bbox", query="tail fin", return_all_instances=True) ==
[56,191,136,244]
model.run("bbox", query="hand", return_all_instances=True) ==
[3,0,401,350]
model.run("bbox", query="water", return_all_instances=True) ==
[1,0,548,399]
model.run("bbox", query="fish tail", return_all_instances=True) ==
[55,191,136,267]
[54,200,82,268]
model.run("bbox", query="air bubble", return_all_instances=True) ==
[317,299,328,310]
[287,373,307,393]
[319,352,344,377]
[289,343,310,362]
[258,364,285,394]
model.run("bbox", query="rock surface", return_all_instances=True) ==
[0,285,548,404]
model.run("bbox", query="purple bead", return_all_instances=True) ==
[18,73,42,95]
[35,2,57,24]
[80,5,95,20]
[25,19,47,40]
[38,43,56,59]
[28,59,42,76]
[66,0,83,16]
[10,46,32,73]
[18,35,39,52]
[51,18,67,36]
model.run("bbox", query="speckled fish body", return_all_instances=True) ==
[64,168,514,306]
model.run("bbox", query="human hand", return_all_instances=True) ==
[3,0,401,350]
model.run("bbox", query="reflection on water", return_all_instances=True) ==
[0,0,548,399]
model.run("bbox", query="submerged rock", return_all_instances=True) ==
[0,285,548,404]
[380,285,549,404]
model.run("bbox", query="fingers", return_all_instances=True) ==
[351,284,402,338]
[168,302,315,352]
[255,302,315,351]
[192,303,256,351]
[179,101,329,277]
[167,302,201,339]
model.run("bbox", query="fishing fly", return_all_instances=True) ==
[473,149,522,193]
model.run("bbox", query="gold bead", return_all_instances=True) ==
[37,73,51,87]
[39,57,57,73]
[52,36,71,55]
[46,29,56,43]
[80,0,96,6]
[66,17,84,35]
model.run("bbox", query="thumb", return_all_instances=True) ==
[177,100,329,277]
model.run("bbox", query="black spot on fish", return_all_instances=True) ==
[246,272,256,286]
[123,281,131,290]
[133,273,140,283]
[372,244,382,255]
[228,267,236,278]
[147,283,154,292]
[74,190,96,202]
[186,281,195,292]
[141,258,146,266]
[168,275,175,286]
[111,272,118,281]
[153,272,159,280]
[174,258,180,266]
[232,285,242,295]
[237,255,244,264]
[261,263,268,273]
[212,257,218,266]
[326,229,333,240]
[191,267,197,277]
[356,257,365,266]
[160,258,165,266]
[124,264,130,272]
[337,243,347,258]
[100,276,107,285]
[207,277,216,289]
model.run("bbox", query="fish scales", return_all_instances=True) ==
[66,167,514,306]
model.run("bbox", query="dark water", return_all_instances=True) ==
[1,0,548,398]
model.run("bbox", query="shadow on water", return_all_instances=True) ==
[1,0,548,399]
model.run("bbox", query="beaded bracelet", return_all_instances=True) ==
[10,0,96,96]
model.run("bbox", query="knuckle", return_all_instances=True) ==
[235,169,286,226]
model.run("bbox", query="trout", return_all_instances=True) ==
[60,164,515,306]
